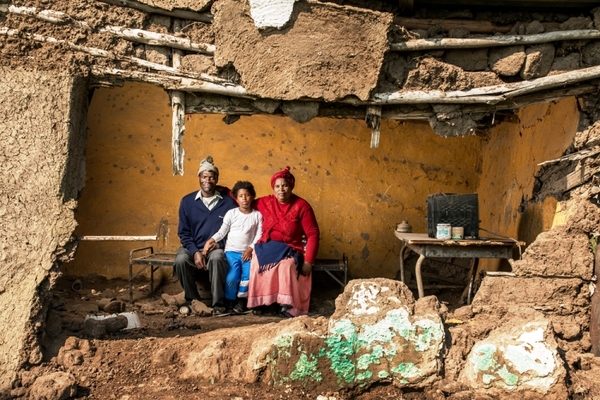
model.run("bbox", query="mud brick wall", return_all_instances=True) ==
[0,67,87,393]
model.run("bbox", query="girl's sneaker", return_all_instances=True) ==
[233,299,246,314]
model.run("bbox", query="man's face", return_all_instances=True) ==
[198,171,218,196]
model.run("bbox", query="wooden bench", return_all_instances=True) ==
[128,247,348,302]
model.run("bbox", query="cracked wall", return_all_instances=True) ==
[0,67,87,393]
[65,82,482,279]
[66,83,580,280]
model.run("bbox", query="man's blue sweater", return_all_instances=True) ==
[178,190,237,255]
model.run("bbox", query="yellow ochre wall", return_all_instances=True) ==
[64,82,579,280]
[477,98,579,271]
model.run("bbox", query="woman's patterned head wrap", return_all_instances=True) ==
[270,166,295,190]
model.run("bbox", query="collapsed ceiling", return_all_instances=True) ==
[3,0,600,165]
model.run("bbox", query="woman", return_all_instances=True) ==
[247,167,320,317]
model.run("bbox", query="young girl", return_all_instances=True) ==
[203,181,262,314]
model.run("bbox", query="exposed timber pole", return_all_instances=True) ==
[0,5,215,54]
[171,20,186,176]
[366,106,382,148]
[96,0,213,23]
[391,29,600,51]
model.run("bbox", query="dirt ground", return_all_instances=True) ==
[31,270,467,399]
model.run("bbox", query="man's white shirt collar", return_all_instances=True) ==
[196,190,222,210]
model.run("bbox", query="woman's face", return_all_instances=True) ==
[273,177,292,203]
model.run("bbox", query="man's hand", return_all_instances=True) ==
[300,261,313,277]
[193,251,207,270]
[242,247,253,262]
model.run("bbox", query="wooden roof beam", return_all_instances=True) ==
[96,0,213,23]
[391,29,600,51]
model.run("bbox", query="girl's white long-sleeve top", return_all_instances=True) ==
[211,208,263,252]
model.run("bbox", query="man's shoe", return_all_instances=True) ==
[212,305,227,315]
[225,300,235,313]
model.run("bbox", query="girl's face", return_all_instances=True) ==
[236,188,254,211]
[273,178,292,203]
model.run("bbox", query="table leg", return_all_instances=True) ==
[467,258,479,305]
[399,243,408,283]
[415,254,426,299]
[129,261,133,303]
[150,264,155,294]
[508,258,515,270]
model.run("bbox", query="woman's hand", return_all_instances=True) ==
[300,261,313,276]
[242,247,253,262]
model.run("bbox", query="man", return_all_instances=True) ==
[174,155,237,314]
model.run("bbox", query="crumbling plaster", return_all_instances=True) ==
[0,66,87,393]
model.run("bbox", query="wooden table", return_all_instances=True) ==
[394,232,522,301]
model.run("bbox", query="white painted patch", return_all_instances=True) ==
[248,0,296,30]
[504,327,555,377]
[349,282,381,315]
[463,322,561,393]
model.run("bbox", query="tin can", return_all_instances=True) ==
[436,223,451,240]
[451,226,464,240]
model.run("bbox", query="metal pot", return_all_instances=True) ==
[396,220,412,233]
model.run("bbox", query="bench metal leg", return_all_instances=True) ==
[321,270,346,289]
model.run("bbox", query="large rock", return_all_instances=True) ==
[550,53,580,74]
[460,312,567,397]
[177,317,330,386]
[582,42,600,67]
[213,0,392,101]
[136,0,211,12]
[560,16,593,30]
[325,279,446,388]
[569,353,600,398]
[176,278,445,391]
[489,46,526,76]
[144,45,170,66]
[521,44,555,80]
[29,372,77,400]
[511,226,593,279]
[443,48,488,71]
[472,275,589,313]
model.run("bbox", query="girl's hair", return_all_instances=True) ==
[232,181,256,197]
